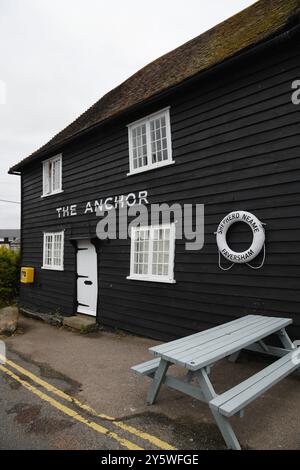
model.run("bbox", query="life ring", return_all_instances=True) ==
[216,211,265,264]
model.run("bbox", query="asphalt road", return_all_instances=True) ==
[0,348,213,451]
[0,351,130,450]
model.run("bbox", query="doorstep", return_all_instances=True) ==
[63,314,97,332]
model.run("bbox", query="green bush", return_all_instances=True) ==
[0,246,20,307]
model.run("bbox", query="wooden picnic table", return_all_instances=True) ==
[132,315,300,450]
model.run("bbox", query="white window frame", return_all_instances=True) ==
[42,231,64,271]
[42,154,63,197]
[127,107,174,176]
[127,223,176,283]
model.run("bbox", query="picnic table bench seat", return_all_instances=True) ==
[209,350,300,418]
[131,358,161,376]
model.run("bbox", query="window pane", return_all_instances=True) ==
[151,226,170,277]
[44,232,63,269]
[149,114,169,164]
[131,224,174,281]
[44,234,53,266]
[43,156,62,195]
[53,233,62,267]
[129,111,171,172]
[131,124,148,169]
[52,158,61,192]
[133,228,150,276]
[43,161,51,195]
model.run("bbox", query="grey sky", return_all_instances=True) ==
[0,0,255,229]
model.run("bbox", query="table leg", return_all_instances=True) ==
[196,368,241,451]
[210,409,241,451]
[228,351,241,363]
[277,328,296,351]
[185,370,194,383]
[147,359,170,405]
[276,328,300,376]
[229,340,268,362]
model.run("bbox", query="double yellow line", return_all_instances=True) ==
[0,354,176,450]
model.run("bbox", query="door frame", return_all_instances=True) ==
[70,237,101,319]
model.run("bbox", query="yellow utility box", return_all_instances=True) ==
[21,267,34,284]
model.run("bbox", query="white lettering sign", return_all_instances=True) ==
[57,204,77,218]
[56,191,148,218]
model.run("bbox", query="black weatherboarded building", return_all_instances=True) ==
[10,0,300,340]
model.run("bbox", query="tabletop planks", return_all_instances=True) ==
[149,315,292,370]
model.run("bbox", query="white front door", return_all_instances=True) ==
[77,240,98,316]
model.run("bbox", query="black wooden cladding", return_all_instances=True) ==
[20,36,300,340]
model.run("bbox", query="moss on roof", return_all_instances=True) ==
[10,0,300,172]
